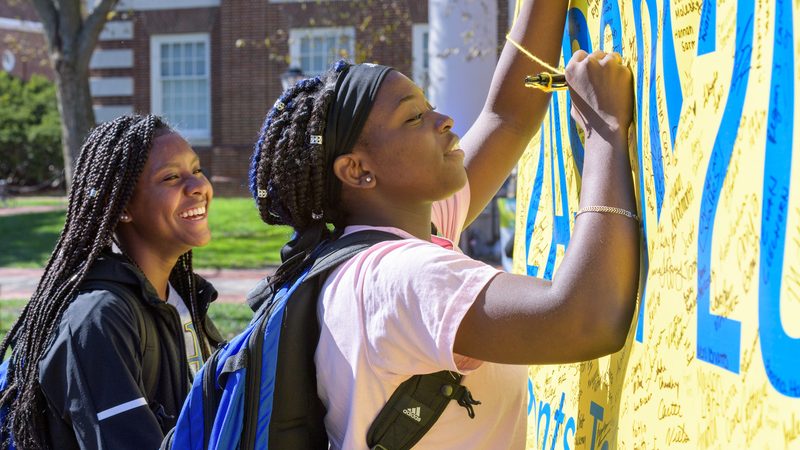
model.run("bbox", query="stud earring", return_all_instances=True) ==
[365,175,373,183]
[120,214,130,222]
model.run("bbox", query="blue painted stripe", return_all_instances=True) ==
[565,7,594,175]
[661,0,684,148]
[758,0,798,397]
[525,127,547,277]
[599,0,624,53]
[697,0,717,55]
[543,96,573,280]
[631,0,653,342]
[696,0,754,374]
[644,0,667,220]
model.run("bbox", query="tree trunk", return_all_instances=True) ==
[30,0,119,191]
[54,63,95,189]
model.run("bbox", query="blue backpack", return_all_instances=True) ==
[162,231,481,450]
[0,359,15,450]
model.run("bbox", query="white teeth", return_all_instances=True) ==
[180,205,206,219]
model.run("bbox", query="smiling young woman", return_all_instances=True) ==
[0,115,223,450]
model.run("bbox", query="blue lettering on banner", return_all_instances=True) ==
[660,0,684,146]
[537,398,552,450]
[523,0,796,399]
[600,0,623,53]
[562,415,575,450]
[634,0,667,221]
[565,7,593,174]
[697,0,717,55]
[696,0,753,374]
[525,129,546,277]
[631,0,684,342]
[528,383,606,450]
[543,99,573,280]
[758,0,798,398]
[589,401,609,450]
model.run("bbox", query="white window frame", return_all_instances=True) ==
[412,24,430,96]
[289,27,356,76]
[150,33,211,144]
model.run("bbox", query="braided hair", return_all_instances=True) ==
[250,61,350,288]
[0,114,208,449]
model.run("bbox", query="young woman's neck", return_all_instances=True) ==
[118,244,178,300]
[345,200,433,241]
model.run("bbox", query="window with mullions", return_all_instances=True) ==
[150,33,211,143]
[289,27,355,76]
[412,24,430,97]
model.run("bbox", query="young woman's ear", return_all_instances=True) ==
[119,209,133,223]
[333,154,376,189]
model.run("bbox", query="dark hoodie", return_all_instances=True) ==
[38,250,224,450]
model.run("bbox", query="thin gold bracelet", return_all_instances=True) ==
[574,205,639,222]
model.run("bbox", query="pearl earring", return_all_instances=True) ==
[365,175,373,183]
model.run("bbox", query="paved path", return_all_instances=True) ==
[0,267,274,304]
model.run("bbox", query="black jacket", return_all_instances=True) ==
[38,251,224,450]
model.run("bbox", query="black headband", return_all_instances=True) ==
[323,62,393,214]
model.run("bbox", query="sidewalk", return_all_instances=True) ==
[0,267,274,304]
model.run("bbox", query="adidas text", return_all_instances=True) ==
[402,406,421,422]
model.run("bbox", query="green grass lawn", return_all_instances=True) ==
[0,299,252,344]
[0,197,291,269]
[0,210,66,268]
[1,196,67,208]
[192,198,292,269]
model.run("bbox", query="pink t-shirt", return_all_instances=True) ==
[315,184,528,449]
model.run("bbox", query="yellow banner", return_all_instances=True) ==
[514,0,800,447]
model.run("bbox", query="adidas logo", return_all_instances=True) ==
[402,406,422,422]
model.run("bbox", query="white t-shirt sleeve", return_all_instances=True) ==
[356,241,499,376]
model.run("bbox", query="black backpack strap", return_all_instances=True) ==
[243,230,402,450]
[315,232,482,449]
[79,281,160,396]
[366,371,481,450]
[306,230,403,279]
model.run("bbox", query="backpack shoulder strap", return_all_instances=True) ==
[255,230,402,450]
[306,230,402,280]
[79,281,160,395]
[366,370,481,450]
[310,230,482,449]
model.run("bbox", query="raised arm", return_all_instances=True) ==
[460,0,569,225]
[455,50,640,364]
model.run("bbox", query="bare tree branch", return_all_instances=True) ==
[77,0,120,68]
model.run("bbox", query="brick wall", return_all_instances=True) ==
[0,2,52,80]
[93,0,510,197]
[210,0,429,196]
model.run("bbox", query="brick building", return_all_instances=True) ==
[90,0,429,195]
[0,2,51,80]
[2,0,511,196]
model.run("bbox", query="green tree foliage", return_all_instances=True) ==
[0,72,63,187]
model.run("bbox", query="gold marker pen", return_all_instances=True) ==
[524,73,568,91]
